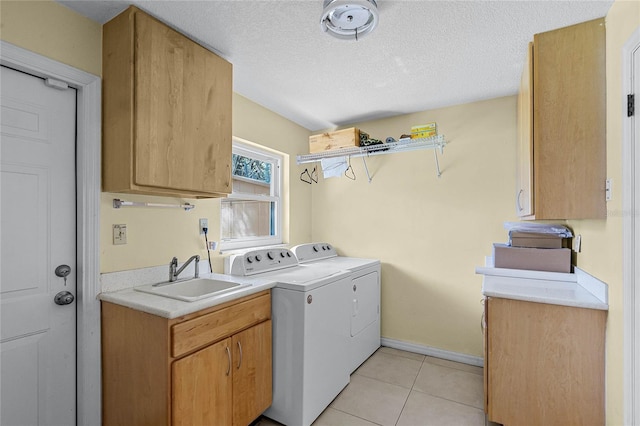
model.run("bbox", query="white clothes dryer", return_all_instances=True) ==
[225,248,351,426]
[292,243,381,373]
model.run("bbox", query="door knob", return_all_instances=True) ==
[55,264,71,286]
[54,291,74,305]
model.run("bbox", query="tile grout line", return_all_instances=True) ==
[329,407,385,426]
[393,356,426,426]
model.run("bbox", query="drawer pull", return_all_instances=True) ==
[237,341,243,370]
[225,346,231,376]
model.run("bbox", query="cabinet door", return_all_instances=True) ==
[486,298,606,425]
[516,42,533,217]
[232,320,272,426]
[172,337,233,426]
[533,18,606,219]
[134,11,232,195]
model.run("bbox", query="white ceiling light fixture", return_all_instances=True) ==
[320,0,379,41]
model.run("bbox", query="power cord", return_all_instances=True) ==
[203,227,213,273]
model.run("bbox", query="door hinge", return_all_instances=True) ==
[628,94,635,117]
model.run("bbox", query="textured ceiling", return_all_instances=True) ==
[59,0,614,131]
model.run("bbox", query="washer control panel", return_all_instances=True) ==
[226,248,297,276]
[291,243,338,263]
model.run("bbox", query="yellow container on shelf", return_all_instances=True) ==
[411,122,437,139]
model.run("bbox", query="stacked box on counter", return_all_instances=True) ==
[493,223,573,273]
[493,244,572,273]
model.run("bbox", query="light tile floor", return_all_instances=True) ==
[256,347,486,426]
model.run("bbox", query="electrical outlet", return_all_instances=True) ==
[199,218,208,235]
[113,224,127,245]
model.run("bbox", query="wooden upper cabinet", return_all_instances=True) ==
[102,6,232,198]
[517,18,606,219]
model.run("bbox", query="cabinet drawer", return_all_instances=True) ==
[172,293,271,358]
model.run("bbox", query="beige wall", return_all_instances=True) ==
[0,0,102,76]
[567,1,639,423]
[311,96,518,357]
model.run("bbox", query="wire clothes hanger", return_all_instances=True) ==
[300,166,318,184]
[300,168,312,184]
[345,156,356,180]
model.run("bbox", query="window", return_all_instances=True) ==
[220,139,283,251]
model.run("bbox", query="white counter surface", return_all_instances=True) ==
[476,263,608,311]
[99,270,277,319]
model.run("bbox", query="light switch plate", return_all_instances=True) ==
[605,179,612,201]
[113,224,127,245]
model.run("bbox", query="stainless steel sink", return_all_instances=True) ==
[134,278,251,302]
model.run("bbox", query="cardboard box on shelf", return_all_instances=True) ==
[309,127,360,153]
[509,232,571,249]
[493,243,572,273]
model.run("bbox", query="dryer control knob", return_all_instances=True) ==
[280,252,286,258]
[267,252,274,260]
[255,254,262,262]
[246,256,254,263]
[286,252,292,257]
[312,245,319,252]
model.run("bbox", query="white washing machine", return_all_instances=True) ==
[292,243,381,373]
[225,248,351,426]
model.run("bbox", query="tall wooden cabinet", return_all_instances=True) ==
[102,291,272,426]
[102,6,233,198]
[517,18,606,219]
[484,297,606,425]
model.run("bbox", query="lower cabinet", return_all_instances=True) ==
[172,321,272,426]
[172,337,233,426]
[484,297,606,426]
[102,290,272,426]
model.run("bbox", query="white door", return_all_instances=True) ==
[1,66,77,425]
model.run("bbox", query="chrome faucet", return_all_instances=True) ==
[169,255,200,282]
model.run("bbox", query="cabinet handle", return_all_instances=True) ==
[225,346,231,376]
[236,341,243,370]
[517,189,524,212]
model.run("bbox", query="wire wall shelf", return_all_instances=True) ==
[296,135,447,182]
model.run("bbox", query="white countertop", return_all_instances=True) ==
[476,262,608,311]
[99,269,277,319]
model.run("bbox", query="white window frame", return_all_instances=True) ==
[220,138,283,251]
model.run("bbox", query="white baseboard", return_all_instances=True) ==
[380,337,484,367]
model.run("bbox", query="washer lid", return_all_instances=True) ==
[308,256,379,272]
[259,264,349,291]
